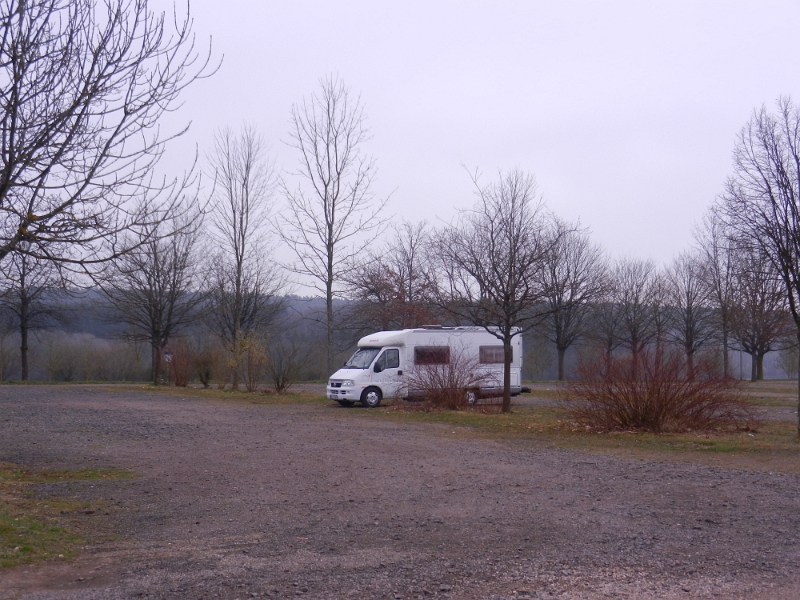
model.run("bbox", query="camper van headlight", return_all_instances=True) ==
[342,380,355,387]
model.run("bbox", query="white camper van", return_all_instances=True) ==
[327,326,523,407]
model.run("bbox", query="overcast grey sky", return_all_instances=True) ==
[166,0,800,271]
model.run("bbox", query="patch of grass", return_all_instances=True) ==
[0,463,134,569]
[0,466,134,484]
[739,381,799,407]
[521,382,569,401]
[742,395,797,407]
[0,510,81,568]
[365,401,800,474]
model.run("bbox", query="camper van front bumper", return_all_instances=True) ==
[327,389,360,400]
[327,380,359,400]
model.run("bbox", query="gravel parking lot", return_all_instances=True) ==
[1,385,799,599]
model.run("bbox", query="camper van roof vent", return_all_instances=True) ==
[421,324,444,329]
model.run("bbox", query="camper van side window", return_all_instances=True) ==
[384,349,400,369]
[414,346,450,365]
[479,346,509,364]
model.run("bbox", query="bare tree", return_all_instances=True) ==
[728,244,790,381]
[281,76,387,374]
[208,126,283,390]
[0,244,63,379]
[614,258,659,363]
[648,269,673,352]
[666,251,716,378]
[585,282,624,360]
[430,169,555,412]
[345,220,436,332]
[694,211,737,376]
[100,202,205,385]
[539,219,606,380]
[0,0,213,268]
[720,96,800,433]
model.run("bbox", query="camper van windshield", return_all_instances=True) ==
[343,347,381,369]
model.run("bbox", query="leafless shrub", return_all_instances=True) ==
[242,337,269,393]
[193,343,218,388]
[265,336,309,394]
[404,347,494,410]
[565,348,756,432]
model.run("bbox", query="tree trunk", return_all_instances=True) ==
[326,279,334,376]
[750,353,757,382]
[796,330,800,436]
[721,325,730,378]
[151,342,161,385]
[231,334,239,391]
[686,348,695,380]
[20,293,29,381]
[756,354,764,381]
[557,346,566,381]
[502,336,512,413]
[20,320,28,381]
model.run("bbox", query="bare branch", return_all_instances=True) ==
[0,0,216,269]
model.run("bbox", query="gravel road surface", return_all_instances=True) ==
[1,385,799,599]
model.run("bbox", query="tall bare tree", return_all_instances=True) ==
[539,219,606,380]
[0,0,213,268]
[695,211,737,376]
[100,202,205,385]
[614,258,659,362]
[431,169,555,412]
[586,291,624,360]
[648,269,673,352]
[0,244,62,379]
[208,126,283,390]
[720,96,800,433]
[728,244,789,381]
[281,76,387,374]
[666,251,716,378]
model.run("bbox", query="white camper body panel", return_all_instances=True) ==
[326,326,523,406]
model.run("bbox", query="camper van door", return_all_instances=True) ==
[373,347,403,399]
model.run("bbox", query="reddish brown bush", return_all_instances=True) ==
[404,347,493,410]
[167,339,193,387]
[565,349,756,432]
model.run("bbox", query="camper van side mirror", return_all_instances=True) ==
[373,363,383,373]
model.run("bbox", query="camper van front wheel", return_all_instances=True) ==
[360,387,382,408]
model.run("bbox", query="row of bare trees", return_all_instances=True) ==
[336,165,792,412]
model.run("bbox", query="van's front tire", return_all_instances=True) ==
[360,387,382,408]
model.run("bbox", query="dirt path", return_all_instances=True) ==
[1,386,799,599]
